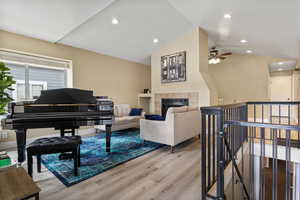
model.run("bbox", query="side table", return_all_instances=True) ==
[0,167,41,200]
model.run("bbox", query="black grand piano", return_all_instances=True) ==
[1,88,114,164]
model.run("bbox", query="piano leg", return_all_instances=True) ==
[105,124,112,153]
[16,129,27,164]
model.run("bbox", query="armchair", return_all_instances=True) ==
[140,106,200,151]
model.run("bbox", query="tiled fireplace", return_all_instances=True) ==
[154,92,199,115]
[161,98,189,118]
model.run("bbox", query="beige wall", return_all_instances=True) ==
[0,30,151,106]
[151,27,216,111]
[0,30,151,142]
[208,53,297,104]
[198,28,219,105]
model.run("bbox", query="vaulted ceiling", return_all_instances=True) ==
[1,0,300,65]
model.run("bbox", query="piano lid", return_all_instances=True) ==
[34,88,97,104]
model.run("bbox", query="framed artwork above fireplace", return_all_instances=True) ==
[161,51,186,83]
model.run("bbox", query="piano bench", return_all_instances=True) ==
[26,136,82,178]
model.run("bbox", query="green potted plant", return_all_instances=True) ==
[0,62,15,131]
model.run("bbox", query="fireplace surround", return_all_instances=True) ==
[154,92,199,115]
[161,98,189,118]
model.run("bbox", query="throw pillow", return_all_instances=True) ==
[145,114,164,121]
[129,108,143,116]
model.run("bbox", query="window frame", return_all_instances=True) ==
[0,50,73,101]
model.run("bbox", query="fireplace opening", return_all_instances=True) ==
[161,98,189,119]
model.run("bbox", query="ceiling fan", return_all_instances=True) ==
[209,46,232,64]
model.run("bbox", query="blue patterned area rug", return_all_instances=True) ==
[41,129,163,187]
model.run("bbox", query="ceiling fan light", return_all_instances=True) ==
[209,58,222,64]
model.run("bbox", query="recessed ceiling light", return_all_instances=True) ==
[278,62,283,65]
[224,14,232,19]
[240,39,248,44]
[246,50,252,54]
[153,38,159,43]
[112,17,119,25]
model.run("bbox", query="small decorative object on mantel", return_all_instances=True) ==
[143,89,151,94]
[161,51,186,83]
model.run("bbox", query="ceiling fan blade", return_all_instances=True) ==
[215,55,226,59]
[220,52,232,56]
[210,50,218,54]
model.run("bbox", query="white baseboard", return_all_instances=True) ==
[0,128,97,151]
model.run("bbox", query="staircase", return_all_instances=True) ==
[201,102,300,200]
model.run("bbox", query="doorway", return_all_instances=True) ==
[270,75,292,101]
[269,74,292,122]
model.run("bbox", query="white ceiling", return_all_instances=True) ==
[59,0,193,64]
[169,0,300,59]
[0,0,116,42]
[1,0,300,65]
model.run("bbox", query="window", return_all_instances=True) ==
[32,84,44,98]
[16,83,25,101]
[1,49,72,101]
[12,80,47,101]
[8,65,68,101]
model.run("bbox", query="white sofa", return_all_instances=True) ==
[140,106,200,151]
[96,104,145,132]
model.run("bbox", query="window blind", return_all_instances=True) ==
[0,49,70,68]
[29,66,66,90]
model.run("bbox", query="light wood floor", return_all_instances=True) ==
[7,137,202,200]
